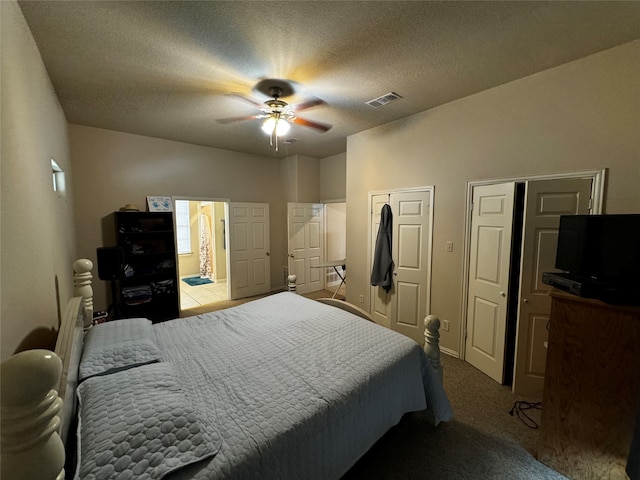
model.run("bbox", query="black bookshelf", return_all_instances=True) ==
[102,211,179,322]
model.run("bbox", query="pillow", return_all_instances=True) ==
[79,318,161,381]
[76,362,221,480]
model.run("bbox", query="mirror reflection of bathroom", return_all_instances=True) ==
[175,199,228,312]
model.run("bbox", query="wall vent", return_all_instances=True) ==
[366,92,403,108]
[326,270,340,287]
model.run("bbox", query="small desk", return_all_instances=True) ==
[312,260,346,299]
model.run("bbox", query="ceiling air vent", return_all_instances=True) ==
[366,92,403,108]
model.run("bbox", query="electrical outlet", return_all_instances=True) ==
[442,319,450,332]
[446,241,454,253]
[359,294,365,303]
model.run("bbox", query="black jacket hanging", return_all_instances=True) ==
[370,204,394,292]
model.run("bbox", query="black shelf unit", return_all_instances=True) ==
[103,211,179,322]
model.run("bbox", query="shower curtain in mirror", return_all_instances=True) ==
[199,213,214,279]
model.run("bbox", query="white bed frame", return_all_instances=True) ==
[1,260,443,480]
[1,261,91,480]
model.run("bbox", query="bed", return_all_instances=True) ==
[2,259,453,480]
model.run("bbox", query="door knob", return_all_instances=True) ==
[523,298,528,303]
[266,252,270,256]
[499,291,506,297]
[289,254,295,258]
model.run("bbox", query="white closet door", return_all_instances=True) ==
[369,189,432,344]
[370,194,392,327]
[390,190,432,344]
[465,183,516,383]
[512,178,592,395]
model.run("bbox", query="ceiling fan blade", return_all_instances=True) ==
[226,93,263,109]
[292,116,332,133]
[216,114,262,124]
[291,97,326,112]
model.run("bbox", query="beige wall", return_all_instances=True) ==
[346,40,640,355]
[280,154,321,203]
[1,1,77,360]
[320,153,346,201]
[70,125,287,311]
[295,156,320,203]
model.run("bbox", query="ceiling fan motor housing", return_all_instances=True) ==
[269,86,283,99]
[254,79,295,99]
[265,98,288,112]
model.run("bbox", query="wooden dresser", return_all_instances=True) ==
[538,290,640,480]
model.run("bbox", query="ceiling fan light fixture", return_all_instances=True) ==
[261,115,291,137]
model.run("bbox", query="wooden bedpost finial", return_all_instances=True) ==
[1,349,65,480]
[73,258,94,329]
[287,274,297,293]
[72,258,93,273]
[424,315,443,383]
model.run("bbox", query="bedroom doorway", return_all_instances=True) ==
[287,203,325,295]
[324,202,347,296]
[174,198,229,311]
[286,202,347,297]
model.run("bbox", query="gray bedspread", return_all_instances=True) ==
[153,292,453,479]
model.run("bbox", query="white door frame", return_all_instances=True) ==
[367,186,435,326]
[458,169,606,359]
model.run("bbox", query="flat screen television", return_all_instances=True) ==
[555,214,640,290]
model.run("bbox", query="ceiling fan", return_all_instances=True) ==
[216,79,332,151]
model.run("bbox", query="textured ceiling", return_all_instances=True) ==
[18,1,640,159]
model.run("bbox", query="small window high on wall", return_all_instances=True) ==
[175,200,192,254]
[51,159,66,195]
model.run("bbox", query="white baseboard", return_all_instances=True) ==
[440,347,459,358]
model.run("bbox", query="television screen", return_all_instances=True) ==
[556,214,640,286]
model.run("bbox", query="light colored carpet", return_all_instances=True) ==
[342,354,567,479]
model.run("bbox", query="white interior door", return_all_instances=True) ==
[370,190,432,344]
[287,203,324,295]
[466,182,516,383]
[512,178,592,395]
[226,202,271,300]
[390,191,432,343]
[370,194,392,327]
